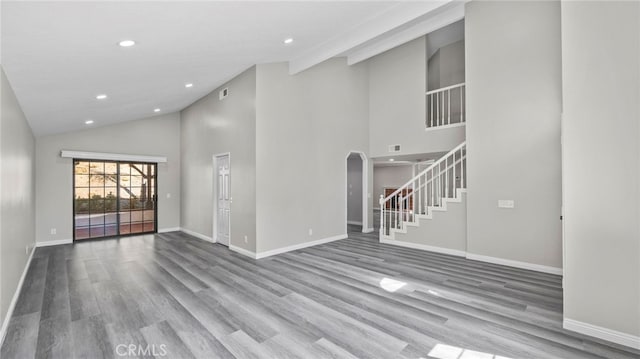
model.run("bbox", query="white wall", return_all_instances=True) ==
[369,36,465,158]
[427,49,441,91]
[439,40,465,89]
[347,155,363,224]
[373,165,413,208]
[465,0,562,270]
[35,113,181,244]
[180,66,256,252]
[561,1,640,342]
[426,19,464,60]
[0,67,36,327]
[256,59,370,253]
[427,40,465,91]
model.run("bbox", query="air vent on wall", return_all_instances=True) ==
[388,144,401,153]
[219,87,229,100]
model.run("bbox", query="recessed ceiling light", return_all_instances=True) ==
[185,83,193,88]
[85,120,94,125]
[283,38,294,45]
[118,40,136,47]
[96,94,107,100]
[389,158,395,162]
[154,108,161,113]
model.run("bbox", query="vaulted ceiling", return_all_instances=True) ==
[1,1,465,136]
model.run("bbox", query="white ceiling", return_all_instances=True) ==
[1,1,463,136]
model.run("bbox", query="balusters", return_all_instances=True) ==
[445,157,449,198]
[418,175,422,215]
[453,150,457,197]
[379,142,466,238]
[447,89,451,125]
[460,86,464,123]
[379,194,384,236]
[426,83,465,129]
[461,149,465,190]
[430,94,434,128]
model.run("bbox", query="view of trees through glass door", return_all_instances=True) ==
[74,160,157,240]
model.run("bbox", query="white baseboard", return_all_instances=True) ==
[466,253,563,275]
[229,245,257,259]
[256,234,347,259]
[563,318,640,350]
[380,238,466,257]
[158,227,181,233]
[362,227,375,233]
[347,221,363,226]
[35,238,73,247]
[180,227,215,243]
[0,245,36,346]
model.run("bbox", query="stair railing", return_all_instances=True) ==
[426,83,465,128]
[379,142,466,237]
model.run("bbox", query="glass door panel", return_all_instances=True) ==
[74,160,157,240]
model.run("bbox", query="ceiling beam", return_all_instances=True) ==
[346,2,467,66]
[287,1,455,75]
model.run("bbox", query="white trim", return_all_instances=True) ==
[345,151,370,234]
[35,239,73,247]
[563,318,640,350]
[229,245,257,259]
[180,228,215,243]
[213,152,231,247]
[425,122,466,131]
[158,227,181,233]
[466,253,563,275]
[363,227,375,233]
[60,150,167,163]
[347,220,363,226]
[256,234,347,259]
[380,237,466,257]
[0,246,35,346]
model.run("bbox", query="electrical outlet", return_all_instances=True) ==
[50,228,57,235]
[244,235,248,243]
[308,229,313,236]
[498,200,515,209]
[166,193,171,199]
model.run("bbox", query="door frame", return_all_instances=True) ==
[212,152,231,246]
[72,159,158,241]
[345,151,370,233]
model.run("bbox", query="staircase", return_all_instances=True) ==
[379,142,467,241]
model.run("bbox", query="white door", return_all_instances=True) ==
[216,154,230,246]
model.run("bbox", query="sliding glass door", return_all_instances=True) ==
[74,160,157,240]
[118,163,156,235]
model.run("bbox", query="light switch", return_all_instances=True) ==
[498,200,515,208]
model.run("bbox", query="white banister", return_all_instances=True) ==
[426,83,465,129]
[380,142,467,238]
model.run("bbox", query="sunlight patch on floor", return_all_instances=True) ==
[379,278,407,292]
[425,343,512,359]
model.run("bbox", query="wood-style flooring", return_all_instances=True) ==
[1,228,639,358]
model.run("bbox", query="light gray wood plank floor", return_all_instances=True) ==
[2,227,639,359]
